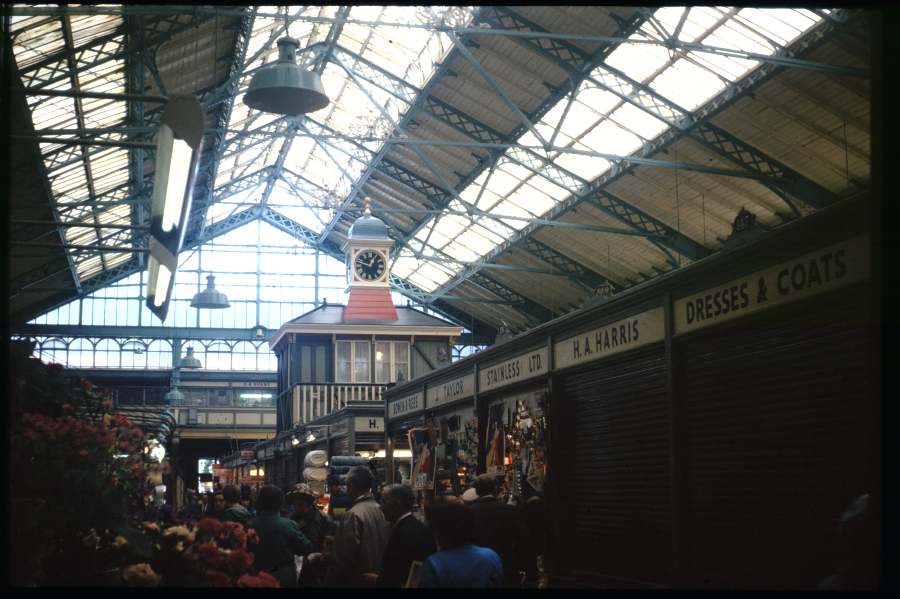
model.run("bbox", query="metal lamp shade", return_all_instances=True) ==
[191,274,230,309]
[164,387,185,402]
[179,347,202,369]
[244,37,329,115]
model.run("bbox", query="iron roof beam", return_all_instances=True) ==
[491,6,837,213]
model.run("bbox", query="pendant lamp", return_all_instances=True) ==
[164,387,185,403]
[179,347,202,369]
[244,37,329,115]
[191,274,230,309]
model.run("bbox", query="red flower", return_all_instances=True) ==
[237,572,280,588]
[78,449,89,459]
[196,542,222,567]
[62,404,74,415]
[246,528,260,546]
[80,379,93,392]
[226,548,254,575]
[206,569,232,587]
[197,518,223,537]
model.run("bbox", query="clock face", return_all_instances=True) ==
[354,250,386,282]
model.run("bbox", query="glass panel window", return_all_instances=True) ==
[336,341,351,383]
[394,342,409,382]
[354,341,370,383]
[375,341,391,384]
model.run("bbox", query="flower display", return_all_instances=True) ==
[8,341,278,587]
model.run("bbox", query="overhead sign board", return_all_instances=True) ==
[354,416,385,433]
[388,391,423,420]
[674,234,870,335]
[553,307,665,371]
[479,347,549,393]
[426,373,475,410]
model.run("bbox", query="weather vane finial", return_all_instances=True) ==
[363,197,372,217]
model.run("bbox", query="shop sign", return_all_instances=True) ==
[426,373,475,409]
[354,416,384,433]
[388,392,422,420]
[553,306,665,371]
[674,234,870,335]
[239,450,255,458]
[479,347,548,393]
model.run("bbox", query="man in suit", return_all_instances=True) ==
[377,484,437,587]
[469,474,523,587]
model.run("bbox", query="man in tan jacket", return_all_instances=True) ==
[325,465,390,586]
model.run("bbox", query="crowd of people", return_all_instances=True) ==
[147,468,546,588]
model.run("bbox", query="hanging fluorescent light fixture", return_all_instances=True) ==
[146,94,205,321]
[243,37,329,115]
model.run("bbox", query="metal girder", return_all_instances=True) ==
[586,190,709,261]
[491,7,837,213]
[183,205,263,249]
[260,206,331,251]
[687,122,837,211]
[520,237,619,293]
[13,323,275,342]
[468,273,552,325]
[184,7,256,248]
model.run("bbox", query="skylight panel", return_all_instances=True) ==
[554,142,612,182]
[77,255,104,279]
[687,50,756,82]
[516,181,557,215]
[708,18,778,56]
[649,57,727,112]
[436,214,469,240]
[475,214,514,239]
[454,228,497,256]
[609,102,670,141]
[672,7,730,43]
[485,167,525,198]
[392,257,416,278]
[580,119,643,157]
[492,199,533,230]
[442,241,480,263]
[603,31,671,83]
[527,172,572,201]
[105,252,131,270]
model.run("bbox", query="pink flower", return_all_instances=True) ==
[62,403,74,415]
[196,542,222,567]
[78,449,89,460]
[226,548,254,575]
[237,572,280,588]
[206,569,231,587]
[197,517,223,537]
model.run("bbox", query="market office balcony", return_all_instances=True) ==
[283,382,385,425]
[110,387,276,430]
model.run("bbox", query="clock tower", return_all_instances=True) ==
[342,204,398,321]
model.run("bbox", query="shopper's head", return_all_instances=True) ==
[425,500,474,550]
[222,485,241,505]
[474,473,497,497]
[380,484,415,523]
[213,492,226,513]
[256,485,283,513]
[346,465,374,500]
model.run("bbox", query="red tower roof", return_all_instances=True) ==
[343,287,398,321]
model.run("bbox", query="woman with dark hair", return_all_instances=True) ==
[419,500,502,588]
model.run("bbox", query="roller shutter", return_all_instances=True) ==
[559,345,671,583]
[678,291,875,589]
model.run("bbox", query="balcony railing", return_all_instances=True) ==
[290,383,384,425]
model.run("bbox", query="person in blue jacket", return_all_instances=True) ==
[419,499,502,588]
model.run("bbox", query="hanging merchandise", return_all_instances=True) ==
[485,402,506,476]
[408,428,435,491]
[430,408,478,496]
[485,386,549,503]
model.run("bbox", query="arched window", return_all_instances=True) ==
[204,341,232,371]
[69,338,94,368]
[94,339,120,368]
[232,341,258,371]
[256,342,277,371]
[147,340,172,369]
[120,340,148,369]
[40,338,67,366]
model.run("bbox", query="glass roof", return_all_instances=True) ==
[393,7,825,292]
[211,5,476,231]
[13,10,131,283]
[11,5,830,304]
